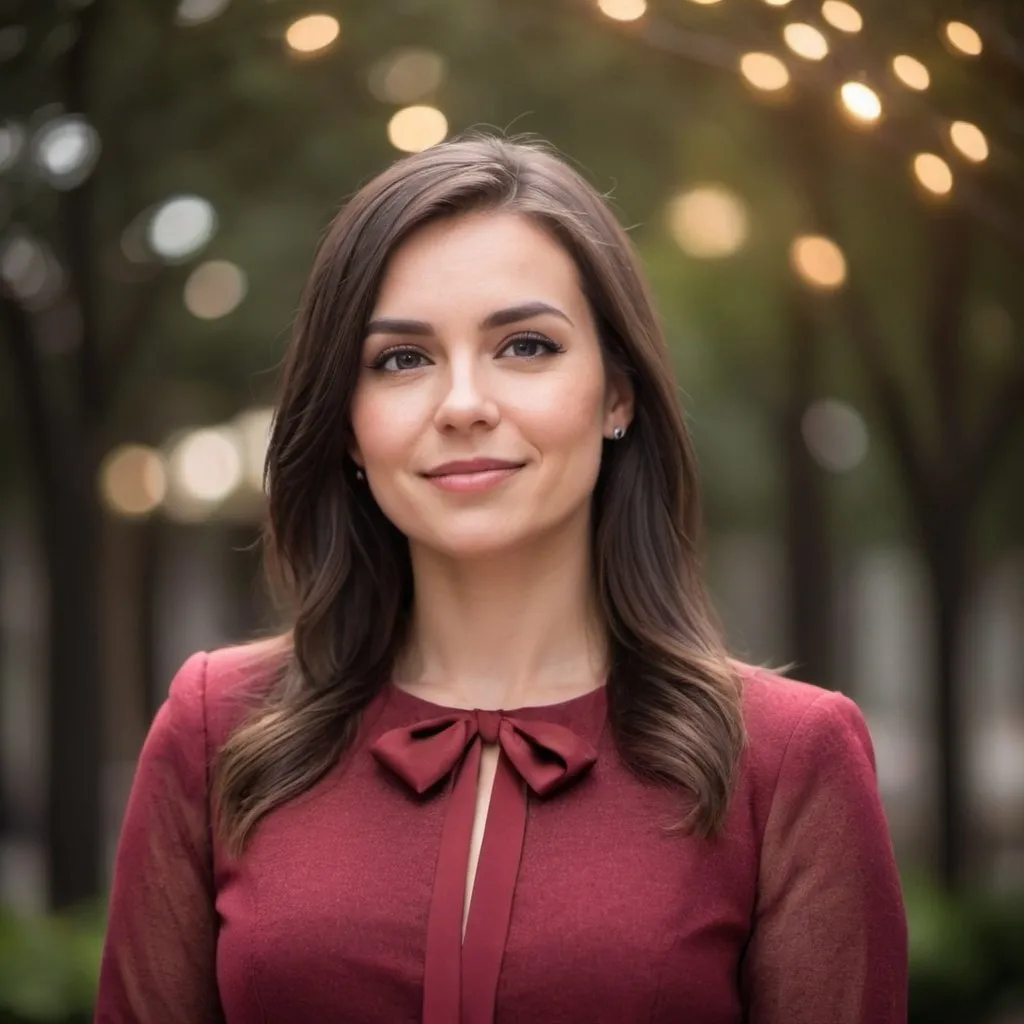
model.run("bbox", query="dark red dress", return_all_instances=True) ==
[95,645,907,1023]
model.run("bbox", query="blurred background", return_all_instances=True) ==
[0,0,1022,1019]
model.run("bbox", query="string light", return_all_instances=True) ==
[790,235,847,289]
[784,24,829,61]
[821,1,862,33]
[739,53,790,91]
[913,153,953,195]
[285,14,340,55]
[949,121,989,162]
[596,0,646,20]
[944,21,982,57]
[891,55,930,91]
[839,82,882,123]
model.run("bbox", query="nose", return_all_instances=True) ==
[432,354,500,434]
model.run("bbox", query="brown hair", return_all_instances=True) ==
[214,135,745,855]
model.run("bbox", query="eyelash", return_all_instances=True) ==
[368,331,565,372]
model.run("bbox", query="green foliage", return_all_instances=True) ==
[906,875,1024,1024]
[0,903,104,1023]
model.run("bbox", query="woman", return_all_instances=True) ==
[96,136,907,1023]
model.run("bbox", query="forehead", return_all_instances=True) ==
[372,211,586,319]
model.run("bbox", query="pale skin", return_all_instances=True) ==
[349,210,634,937]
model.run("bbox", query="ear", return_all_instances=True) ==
[603,366,635,438]
[348,433,364,469]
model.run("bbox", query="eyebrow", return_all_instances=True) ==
[365,301,574,337]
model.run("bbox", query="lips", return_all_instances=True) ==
[422,458,525,477]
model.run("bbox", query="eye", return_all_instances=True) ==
[370,347,431,372]
[498,332,564,359]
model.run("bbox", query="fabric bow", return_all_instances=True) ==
[370,708,598,798]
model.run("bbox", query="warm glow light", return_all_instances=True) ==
[950,120,989,162]
[762,0,793,5]
[740,53,790,92]
[687,0,722,5]
[387,105,448,152]
[913,153,954,195]
[892,55,930,91]
[821,1,862,33]
[840,82,882,123]
[168,428,244,504]
[285,14,340,54]
[368,48,445,104]
[945,21,982,56]
[100,445,167,517]
[667,185,749,259]
[596,0,646,20]
[790,235,847,290]
[184,260,248,319]
[784,23,829,61]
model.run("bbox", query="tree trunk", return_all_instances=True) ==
[924,513,970,890]
[45,441,104,909]
[782,287,833,686]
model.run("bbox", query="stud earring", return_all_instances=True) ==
[355,468,365,481]
[611,426,626,440]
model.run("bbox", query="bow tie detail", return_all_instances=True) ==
[371,709,598,798]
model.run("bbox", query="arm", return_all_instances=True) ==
[740,691,908,1023]
[95,652,225,1023]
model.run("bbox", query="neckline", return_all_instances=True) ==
[385,680,608,717]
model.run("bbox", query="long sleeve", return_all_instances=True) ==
[740,691,908,1023]
[95,652,225,1023]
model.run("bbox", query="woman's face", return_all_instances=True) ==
[350,211,632,560]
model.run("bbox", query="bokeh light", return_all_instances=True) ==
[387,105,448,152]
[790,235,847,289]
[100,445,167,518]
[175,0,230,25]
[167,428,244,505]
[31,115,101,190]
[739,53,790,92]
[913,153,953,195]
[667,185,749,259]
[147,195,217,262]
[368,48,446,104]
[949,121,989,163]
[891,55,930,91]
[945,21,982,57]
[596,0,647,20]
[233,407,275,493]
[183,260,248,319]
[840,82,882,123]
[285,14,340,55]
[821,1,862,33]
[0,121,24,173]
[802,399,869,472]
[784,24,829,61]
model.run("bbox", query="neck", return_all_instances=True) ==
[395,523,607,710]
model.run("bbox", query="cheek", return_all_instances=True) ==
[512,367,607,454]
[350,387,428,465]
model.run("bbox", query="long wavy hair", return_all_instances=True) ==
[214,135,746,855]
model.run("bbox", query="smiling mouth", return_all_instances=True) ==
[422,461,525,493]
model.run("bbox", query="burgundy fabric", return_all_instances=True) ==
[95,646,908,1023]
[369,710,597,1023]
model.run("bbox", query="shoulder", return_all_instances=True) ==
[733,662,877,811]
[161,638,288,752]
